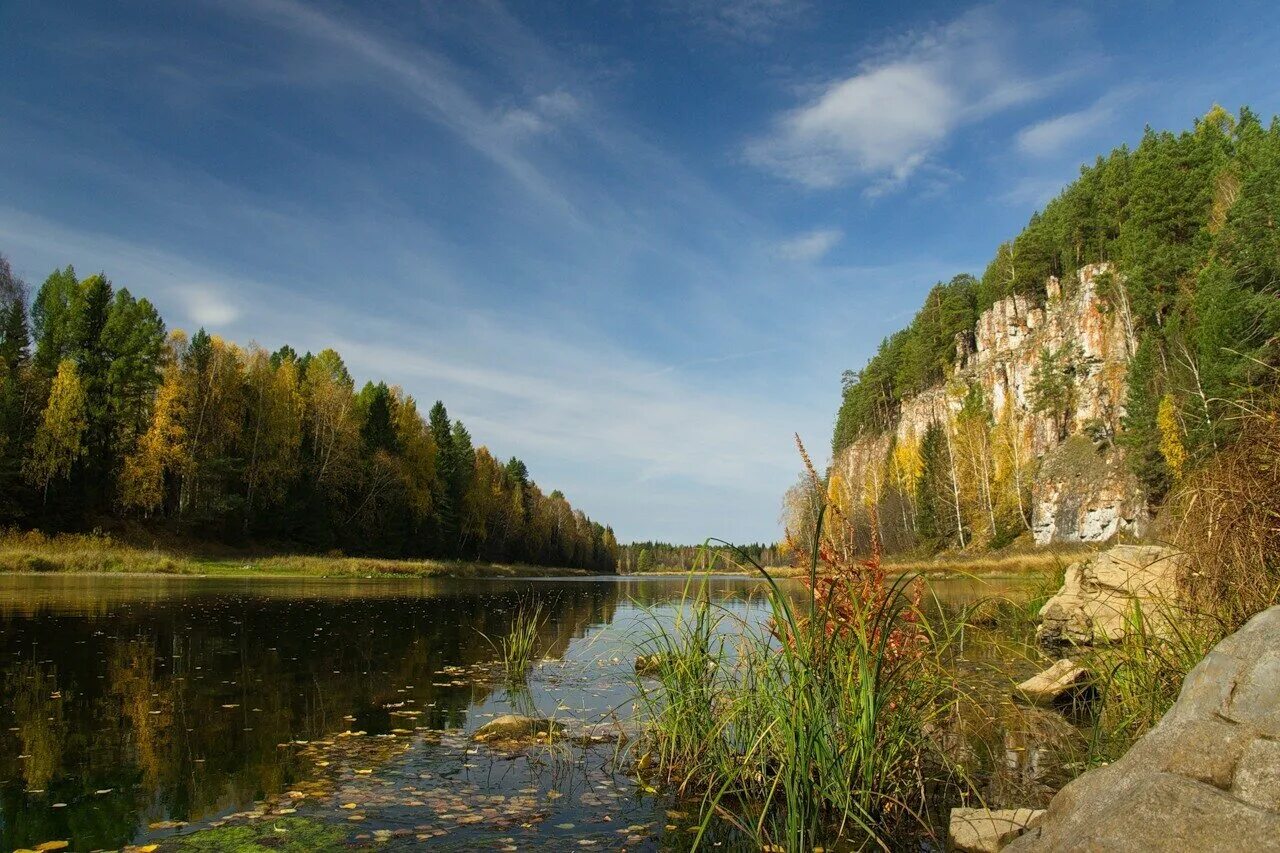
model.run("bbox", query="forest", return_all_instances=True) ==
[0,258,618,571]
[616,540,785,573]
[822,106,1280,554]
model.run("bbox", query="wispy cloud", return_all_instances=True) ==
[670,0,810,43]
[1015,86,1141,157]
[225,0,585,222]
[776,227,842,261]
[745,6,1051,191]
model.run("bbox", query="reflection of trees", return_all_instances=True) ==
[5,661,67,791]
[108,641,171,791]
[0,579,623,849]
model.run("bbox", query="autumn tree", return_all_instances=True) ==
[24,359,88,500]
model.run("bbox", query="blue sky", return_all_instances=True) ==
[2,0,1278,543]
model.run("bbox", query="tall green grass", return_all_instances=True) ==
[498,601,546,682]
[634,513,965,851]
[1083,599,1222,761]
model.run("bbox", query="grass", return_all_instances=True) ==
[0,529,604,579]
[634,510,967,851]
[498,601,546,682]
[1081,599,1223,762]
[884,545,1094,579]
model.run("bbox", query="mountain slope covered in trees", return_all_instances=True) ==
[819,106,1280,557]
[0,257,618,571]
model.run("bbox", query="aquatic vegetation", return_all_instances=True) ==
[495,601,546,681]
[164,817,354,852]
[635,438,965,850]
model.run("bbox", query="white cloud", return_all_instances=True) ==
[1015,87,1138,157]
[776,227,842,261]
[496,90,581,138]
[177,285,240,326]
[746,6,1048,190]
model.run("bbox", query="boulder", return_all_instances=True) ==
[949,807,1044,852]
[1037,545,1183,646]
[1006,605,1280,852]
[1014,660,1090,706]
[471,715,561,743]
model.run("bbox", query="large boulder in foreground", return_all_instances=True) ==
[1037,544,1183,646]
[1006,605,1280,852]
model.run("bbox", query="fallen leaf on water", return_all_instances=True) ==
[36,842,70,852]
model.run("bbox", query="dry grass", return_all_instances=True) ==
[0,529,600,579]
[1165,403,1280,630]
[883,545,1095,578]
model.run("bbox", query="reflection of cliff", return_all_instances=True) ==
[0,579,623,849]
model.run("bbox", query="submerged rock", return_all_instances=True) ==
[1006,605,1280,851]
[949,807,1044,853]
[1037,545,1183,646]
[633,654,665,677]
[471,714,561,743]
[1014,660,1090,706]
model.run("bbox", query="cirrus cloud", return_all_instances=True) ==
[776,227,842,262]
[745,6,1053,192]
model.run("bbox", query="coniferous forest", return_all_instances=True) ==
[830,105,1280,531]
[0,258,619,571]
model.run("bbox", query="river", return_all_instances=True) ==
[0,573,1071,851]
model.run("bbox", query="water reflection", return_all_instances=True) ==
[0,573,1054,851]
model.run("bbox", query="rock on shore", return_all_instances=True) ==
[950,808,1044,853]
[1036,545,1183,646]
[1006,605,1280,851]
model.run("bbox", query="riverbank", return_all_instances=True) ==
[0,531,606,579]
[883,545,1095,578]
[627,546,1094,581]
[629,565,803,578]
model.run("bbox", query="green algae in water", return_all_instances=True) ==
[164,817,357,852]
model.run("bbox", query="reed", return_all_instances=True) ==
[634,439,964,850]
[500,601,546,682]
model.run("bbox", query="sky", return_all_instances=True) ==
[2,0,1278,544]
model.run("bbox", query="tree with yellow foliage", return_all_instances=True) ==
[24,358,87,499]
[119,359,189,515]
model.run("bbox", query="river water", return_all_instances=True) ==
[0,573,1075,851]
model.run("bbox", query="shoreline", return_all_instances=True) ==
[0,542,612,581]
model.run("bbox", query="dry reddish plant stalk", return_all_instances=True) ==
[782,434,924,663]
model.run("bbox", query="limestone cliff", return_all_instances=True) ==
[835,264,1148,547]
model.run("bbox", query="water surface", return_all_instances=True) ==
[0,573,1059,850]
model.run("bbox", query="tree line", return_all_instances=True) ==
[821,106,1280,554]
[616,541,785,573]
[0,256,618,571]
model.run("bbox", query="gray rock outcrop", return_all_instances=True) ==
[1006,605,1280,852]
[1037,545,1183,646]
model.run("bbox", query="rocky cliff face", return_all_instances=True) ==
[841,263,1148,546]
